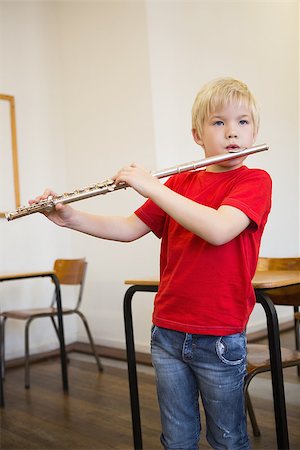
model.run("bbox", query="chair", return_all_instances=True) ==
[1,258,103,389]
[245,257,300,436]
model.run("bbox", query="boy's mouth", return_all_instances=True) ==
[226,144,240,152]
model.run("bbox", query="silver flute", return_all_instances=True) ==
[6,143,268,221]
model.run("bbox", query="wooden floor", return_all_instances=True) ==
[1,330,299,450]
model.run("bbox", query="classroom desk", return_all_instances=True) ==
[123,270,300,450]
[0,271,69,407]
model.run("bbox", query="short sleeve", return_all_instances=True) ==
[135,199,166,238]
[134,177,177,238]
[221,169,272,230]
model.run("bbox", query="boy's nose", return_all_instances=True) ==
[225,122,238,139]
[226,127,238,138]
[226,122,238,139]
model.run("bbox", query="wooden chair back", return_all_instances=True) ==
[54,259,86,285]
[52,259,87,310]
[257,257,300,271]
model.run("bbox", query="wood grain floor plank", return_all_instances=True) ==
[1,329,299,450]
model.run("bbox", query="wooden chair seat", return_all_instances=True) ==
[245,342,300,437]
[247,343,300,374]
[2,307,74,320]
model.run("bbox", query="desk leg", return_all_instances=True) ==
[123,285,158,450]
[255,291,289,450]
[52,275,68,392]
[0,318,4,407]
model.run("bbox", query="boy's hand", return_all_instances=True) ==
[28,189,74,227]
[113,163,161,198]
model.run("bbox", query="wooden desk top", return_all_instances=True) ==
[0,270,55,281]
[125,270,300,289]
[125,270,300,307]
[125,278,159,287]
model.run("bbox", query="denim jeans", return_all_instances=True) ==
[151,326,251,450]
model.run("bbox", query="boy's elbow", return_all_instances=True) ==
[123,234,140,243]
[206,236,229,246]
[203,228,236,246]
[121,215,150,242]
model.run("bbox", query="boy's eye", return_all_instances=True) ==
[213,120,224,126]
[239,119,249,125]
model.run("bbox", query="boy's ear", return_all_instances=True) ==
[192,128,203,146]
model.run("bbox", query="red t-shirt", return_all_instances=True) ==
[135,165,272,335]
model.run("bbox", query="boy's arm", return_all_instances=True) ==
[151,188,250,246]
[29,190,151,242]
[63,210,151,242]
[114,164,250,246]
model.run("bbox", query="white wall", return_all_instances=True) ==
[0,1,299,359]
[57,1,159,350]
[0,2,75,357]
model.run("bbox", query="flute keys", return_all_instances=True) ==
[105,180,116,191]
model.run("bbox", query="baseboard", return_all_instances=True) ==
[4,342,152,370]
[5,347,70,370]
[70,342,152,365]
[247,319,294,342]
[5,319,295,370]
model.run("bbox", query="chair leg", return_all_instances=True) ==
[245,390,261,437]
[0,377,3,408]
[0,317,7,380]
[0,318,4,408]
[75,311,103,372]
[24,319,33,389]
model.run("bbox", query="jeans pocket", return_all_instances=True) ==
[215,333,246,366]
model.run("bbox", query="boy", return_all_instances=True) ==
[31,77,272,449]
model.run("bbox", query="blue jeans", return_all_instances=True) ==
[151,326,251,450]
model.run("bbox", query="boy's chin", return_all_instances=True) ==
[215,157,246,170]
[223,156,246,168]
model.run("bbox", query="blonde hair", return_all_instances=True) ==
[191,77,260,137]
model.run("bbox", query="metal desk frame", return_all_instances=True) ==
[0,271,69,407]
[123,284,290,450]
